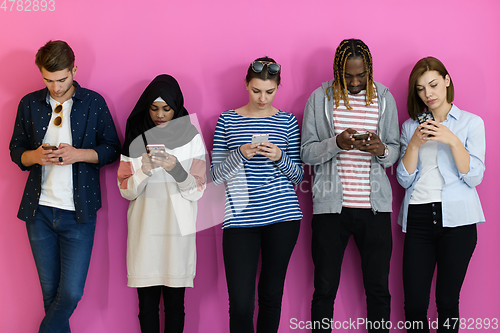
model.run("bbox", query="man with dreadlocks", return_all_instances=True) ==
[301,39,399,332]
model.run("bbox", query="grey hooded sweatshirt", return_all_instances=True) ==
[300,80,400,214]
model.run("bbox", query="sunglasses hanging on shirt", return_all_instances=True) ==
[53,104,63,127]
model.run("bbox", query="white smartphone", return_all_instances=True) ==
[146,144,166,156]
[251,134,269,144]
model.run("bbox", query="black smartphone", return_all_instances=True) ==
[353,132,369,140]
[416,110,434,124]
[416,110,435,137]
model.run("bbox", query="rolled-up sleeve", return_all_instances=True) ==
[93,99,120,169]
[396,120,418,189]
[459,116,485,187]
[10,98,33,171]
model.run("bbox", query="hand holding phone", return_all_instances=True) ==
[42,145,58,150]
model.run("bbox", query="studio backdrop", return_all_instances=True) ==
[0,0,498,332]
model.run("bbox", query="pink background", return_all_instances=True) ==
[1,1,499,332]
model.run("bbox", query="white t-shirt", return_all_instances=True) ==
[409,141,444,204]
[39,96,75,211]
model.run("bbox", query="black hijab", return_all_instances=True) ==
[122,74,199,157]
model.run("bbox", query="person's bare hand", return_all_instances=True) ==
[50,143,80,165]
[37,144,57,165]
[336,128,363,151]
[358,132,385,156]
[141,153,155,174]
[240,143,261,159]
[256,142,282,162]
[152,152,178,172]
[421,120,460,147]
[407,123,429,151]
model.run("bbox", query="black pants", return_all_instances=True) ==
[311,209,392,333]
[223,220,300,333]
[137,286,186,333]
[403,203,477,333]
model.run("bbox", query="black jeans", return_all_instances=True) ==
[403,203,477,333]
[137,286,186,333]
[311,209,392,333]
[223,220,300,333]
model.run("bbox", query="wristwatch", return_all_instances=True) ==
[381,144,389,158]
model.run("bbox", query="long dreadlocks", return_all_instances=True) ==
[328,39,376,109]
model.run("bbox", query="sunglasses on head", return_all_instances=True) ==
[251,61,281,75]
[53,104,63,127]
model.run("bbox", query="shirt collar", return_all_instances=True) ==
[446,104,461,121]
[36,80,82,103]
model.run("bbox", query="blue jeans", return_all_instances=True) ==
[26,205,96,333]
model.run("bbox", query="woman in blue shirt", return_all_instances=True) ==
[397,57,485,333]
[210,57,303,333]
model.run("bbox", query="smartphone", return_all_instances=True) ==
[146,144,166,156]
[353,132,369,140]
[42,145,58,150]
[416,110,435,124]
[417,110,435,137]
[251,134,269,144]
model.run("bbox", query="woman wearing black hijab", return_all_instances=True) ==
[118,75,207,333]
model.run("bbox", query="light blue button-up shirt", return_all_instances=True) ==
[396,104,485,232]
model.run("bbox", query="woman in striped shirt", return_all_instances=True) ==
[210,57,303,333]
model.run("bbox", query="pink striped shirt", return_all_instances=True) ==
[333,88,378,209]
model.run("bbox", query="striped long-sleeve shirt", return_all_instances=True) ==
[210,110,303,228]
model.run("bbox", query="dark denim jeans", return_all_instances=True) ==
[26,205,96,333]
[311,209,392,333]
